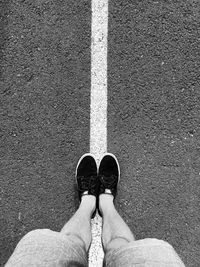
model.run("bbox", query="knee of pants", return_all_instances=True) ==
[20,229,52,242]
[107,237,175,258]
[143,238,174,248]
[104,238,185,267]
[108,237,174,253]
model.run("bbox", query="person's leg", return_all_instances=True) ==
[60,153,99,253]
[6,197,96,267]
[6,154,99,267]
[99,194,135,254]
[99,195,185,267]
[97,153,186,267]
[5,227,90,267]
[60,194,96,252]
[97,153,134,254]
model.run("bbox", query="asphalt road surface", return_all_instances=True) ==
[1,0,200,266]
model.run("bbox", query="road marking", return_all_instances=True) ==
[90,0,108,159]
[89,0,108,266]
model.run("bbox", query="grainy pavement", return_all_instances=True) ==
[1,0,200,266]
[0,0,91,265]
[108,1,200,266]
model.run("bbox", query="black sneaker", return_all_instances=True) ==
[76,153,98,218]
[97,153,120,216]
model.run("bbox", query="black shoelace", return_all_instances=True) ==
[99,174,117,189]
[78,175,97,194]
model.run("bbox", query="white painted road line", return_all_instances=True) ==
[89,0,108,266]
[90,0,108,160]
